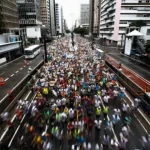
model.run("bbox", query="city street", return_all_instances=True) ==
[0,53,43,101]
[0,36,149,150]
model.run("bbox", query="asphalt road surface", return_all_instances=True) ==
[4,38,149,150]
[108,53,150,82]
[0,53,43,100]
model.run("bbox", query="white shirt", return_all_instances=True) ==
[78,120,84,131]
[60,113,67,122]
[122,104,129,112]
[114,109,120,116]
[71,145,79,150]
[61,98,66,105]
[113,90,119,97]
[87,142,92,150]
[103,95,110,103]
[56,99,61,106]
[95,120,102,129]
[69,109,74,118]
[95,100,101,108]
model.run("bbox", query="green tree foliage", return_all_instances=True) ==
[129,20,146,27]
[145,40,150,53]
[73,26,89,36]
[66,29,71,33]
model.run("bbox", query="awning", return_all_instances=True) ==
[126,30,144,36]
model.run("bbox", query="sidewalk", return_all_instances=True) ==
[106,55,150,92]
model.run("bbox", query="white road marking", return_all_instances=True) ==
[15,71,19,73]
[124,91,150,127]
[116,82,150,134]
[10,74,14,77]
[20,68,23,70]
[0,91,32,143]
[4,78,9,81]
[8,94,36,147]
[99,96,119,143]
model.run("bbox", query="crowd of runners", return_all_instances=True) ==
[0,35,149,150]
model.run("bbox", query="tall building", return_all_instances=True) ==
[100,0,150,46]
[50,0,56,35]
[0,0,19,32]
[55,3,63,34]
[40,0,50,29]
[80,4,89,25]
[61,7,64,34]
[16,0,42,27]
[89,0,101,36]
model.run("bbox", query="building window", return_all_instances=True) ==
[147,29,150,35]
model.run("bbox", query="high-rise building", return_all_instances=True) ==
[100,0,150,46]
[16,0,42,27]
[50,0,56,35]
[61,6,64,34]
[80,4,89,25]
[89,0,101,36]
[55,3,63,34]
[0,0,19,32]
[40,0,50,29]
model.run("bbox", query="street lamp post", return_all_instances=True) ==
[44,35,48,63]
[20,35,24,55]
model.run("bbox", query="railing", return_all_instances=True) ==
[105,56,150,118]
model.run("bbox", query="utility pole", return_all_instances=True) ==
[20,35,24,54]
[44,35,48,63]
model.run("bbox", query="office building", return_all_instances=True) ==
[89,0,101,36]
[100,0,150,46]
[80,4,89,25]
[40,0,50,29]
[50,0,56,35]
[55,3,63,34]
[61,7,64,34]
[0,0,19,33]
[16,0,42,27]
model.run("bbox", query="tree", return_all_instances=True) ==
[145,40,150,53]
[129,20,146,27]
[73,26,89,36]
[66,29,71,33]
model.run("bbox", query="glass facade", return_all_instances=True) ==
[16,0,41,27]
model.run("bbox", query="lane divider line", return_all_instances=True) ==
[0,91,32,143]
[99,96,119,144]
[8,94,36,147]
[15,71,19,74]
[20,68,23,70]
[116,82,150,133]
[4,78,9,82]
[124,91,150,127]
[10,74,14,77]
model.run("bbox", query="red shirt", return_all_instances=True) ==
[67,123,73,130]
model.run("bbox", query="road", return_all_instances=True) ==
[2,37,149,150]
[0,37,149,150]
[8,95,148,150]
[108,53,150,82]
[0,53,43,101]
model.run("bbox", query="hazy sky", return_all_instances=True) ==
[56,0,89,29]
